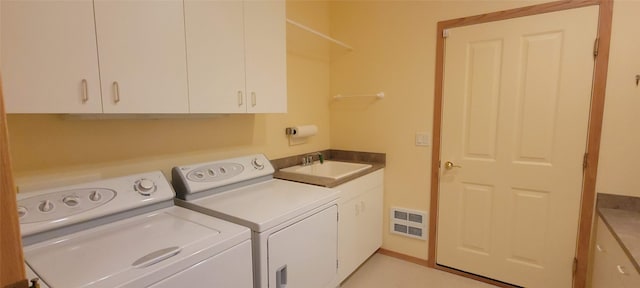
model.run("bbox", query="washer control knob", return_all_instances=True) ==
[195,171,205,179]
[135,178,156,196]
[89,190,102,202]
[251,158,265,170]
[207,169,216,176]
[38,200,54,213]
[18,206,28,218]
[63,196,80,207]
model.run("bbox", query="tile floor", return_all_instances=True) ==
[340,253,499,288]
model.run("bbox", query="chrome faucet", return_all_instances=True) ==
[301,152,324,166]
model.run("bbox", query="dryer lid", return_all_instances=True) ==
[24,209,224,288]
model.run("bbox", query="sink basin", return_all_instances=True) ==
[279,161,372,180]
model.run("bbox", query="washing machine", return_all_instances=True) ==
[172,154,339,288]
[17,171,253,288]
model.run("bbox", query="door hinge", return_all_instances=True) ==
[573,257,578,275]
[583,153,588,169]
[337,212,339,222]
[593,38,600,58]
[442,29,450,38]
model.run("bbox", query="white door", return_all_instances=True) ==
[437,6,598,288]
[268,206,337,288]
[94,0,188,113]
[244,1,287,113]
[184,0,247,113]
[1,0,102,113]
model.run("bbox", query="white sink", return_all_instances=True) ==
[279,161,372,180]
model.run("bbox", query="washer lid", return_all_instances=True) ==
[188,179,339,232]
[24,207,249,288]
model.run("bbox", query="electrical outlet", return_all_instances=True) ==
[415,132,430,146]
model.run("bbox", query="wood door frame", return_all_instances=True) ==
[1,75,27,287]
[427,1,613,288]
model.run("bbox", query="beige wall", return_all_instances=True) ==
[6,1,332,189]
[596,0,640,197]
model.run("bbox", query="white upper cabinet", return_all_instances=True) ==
[1,0,102,113]
[244,1,286,113]
[94,0,189,113]
[185,0,286,113]
[2,0,284,114]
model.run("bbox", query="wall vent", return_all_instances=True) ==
[390,207,427,240]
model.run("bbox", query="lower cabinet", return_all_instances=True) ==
[592,216,640,288]
[336,169,384,283]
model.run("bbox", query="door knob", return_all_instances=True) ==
[444,161,462,170]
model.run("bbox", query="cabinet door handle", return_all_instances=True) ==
[616,265,627,275]
[251,92,256,107]
[237,91,243,106]
[81,79,89,103]
[113,81,120,103]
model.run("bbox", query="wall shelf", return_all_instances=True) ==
[333,92,385,100]
[286,18,353,51]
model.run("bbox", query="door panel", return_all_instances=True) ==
[463,40,501,160]
[437,6,598,288]
[515,32,563,164]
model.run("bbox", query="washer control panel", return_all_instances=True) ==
[172,154,275,198]
[18,188,116,224]
[17,171,174,237]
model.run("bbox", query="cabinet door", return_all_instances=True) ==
[1,0,102,113]
[357,185,384,261]
[94,0,188,113]
[593,217,630,288]
[338,195,362,282]
[184,0,246,113]
[244,0,286,113]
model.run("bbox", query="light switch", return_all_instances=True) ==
[415,132,430,146]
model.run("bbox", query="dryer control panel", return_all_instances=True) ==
[172,154,275,200]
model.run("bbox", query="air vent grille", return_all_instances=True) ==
[390,207,427,240]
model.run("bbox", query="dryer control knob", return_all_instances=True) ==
[89,190,102,202]
[38,200,54,213]
[135,179,156,196]
[252,158,265,170]
[18,206,28,218]
[63,196,80,207]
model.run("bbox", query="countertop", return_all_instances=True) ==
[597,193,640,273]
[271,150,385,188]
